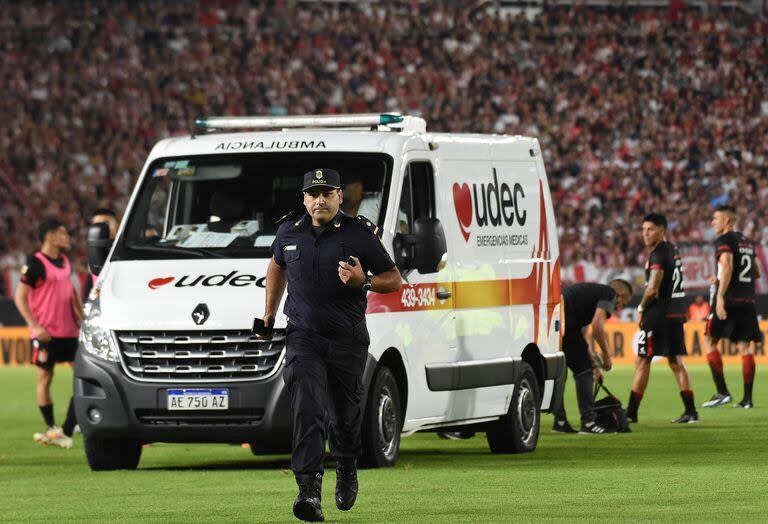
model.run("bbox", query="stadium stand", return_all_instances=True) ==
[1,1,766,295]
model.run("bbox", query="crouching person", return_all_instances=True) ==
[552,280,632,434]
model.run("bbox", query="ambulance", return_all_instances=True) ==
[76,113,565,470]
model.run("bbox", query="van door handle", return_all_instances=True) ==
[437,290,452,300]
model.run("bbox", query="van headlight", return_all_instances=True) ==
[80,295,119,362]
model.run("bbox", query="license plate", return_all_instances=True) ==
[167,388,229,410]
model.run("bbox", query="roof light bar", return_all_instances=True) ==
[195,113,404,132]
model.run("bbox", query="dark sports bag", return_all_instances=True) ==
[593,380,631,433]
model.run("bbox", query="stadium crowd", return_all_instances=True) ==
[1,1,767,273]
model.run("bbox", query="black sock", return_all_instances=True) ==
[627,391,642,417]
[707,351,729,396]
[39,404,55,428]
[62,397,77,437]
[711,370,729,396]
[680,390,696,414]
[744,382,753,403]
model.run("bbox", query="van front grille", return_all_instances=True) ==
[115,330,285,383]
[135,408,265,426]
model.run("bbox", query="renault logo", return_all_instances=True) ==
[192,303,210,325]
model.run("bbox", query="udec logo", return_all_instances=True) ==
[148,271,267,289]
[452,168,527,242]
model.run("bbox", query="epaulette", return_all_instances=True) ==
[355,215,379,236]
[275,209,302,225]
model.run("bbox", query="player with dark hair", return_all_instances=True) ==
[701,205,762,409]
[14,218,83,448]
[626,214,699,424]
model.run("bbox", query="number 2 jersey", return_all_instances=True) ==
[714,231,756,305]
[645,241,686,323]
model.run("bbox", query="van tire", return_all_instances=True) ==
[360,366,401,468]
[84,437,142,471]
[486,362,540,454]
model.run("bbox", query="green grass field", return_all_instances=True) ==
[0,365,766,523]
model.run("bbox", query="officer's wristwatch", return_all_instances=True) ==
[361,275,372,294]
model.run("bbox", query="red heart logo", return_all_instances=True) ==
[452,182,473,242]
[148,277,174,289]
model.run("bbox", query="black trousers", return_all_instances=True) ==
[554,325,596,424]
[283,321,369,475]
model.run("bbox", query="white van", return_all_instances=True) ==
[76,113,565,471]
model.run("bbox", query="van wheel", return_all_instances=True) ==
[84,437,142,471]
[360,366,401,468]
[486,362,540,454]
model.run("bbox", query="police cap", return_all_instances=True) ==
[302,168,341,192]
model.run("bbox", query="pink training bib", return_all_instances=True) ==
[27,252,80,339]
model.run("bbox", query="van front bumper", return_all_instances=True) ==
[73,347,292,452]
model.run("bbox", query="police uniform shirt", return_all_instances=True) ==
[644,241,686,322]
[562,283,617,329]
[714,231,756,304]
[271,212,395,334]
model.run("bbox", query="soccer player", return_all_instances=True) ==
[626,214,699,424]
[14,219,83,448]
[701,206,761,409]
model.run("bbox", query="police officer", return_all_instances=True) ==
[261,168,402,522]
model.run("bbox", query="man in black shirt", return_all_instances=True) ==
[702,206,762,409]
[261,168,402,522]
[552,280,632,434]
[627,214,699,424]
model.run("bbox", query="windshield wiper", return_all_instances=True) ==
[131,244,228,258]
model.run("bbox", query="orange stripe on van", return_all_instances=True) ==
[365,264,556,314]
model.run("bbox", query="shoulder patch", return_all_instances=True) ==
[355,215,378,235]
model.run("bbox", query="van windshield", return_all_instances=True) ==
[113,152,392,260]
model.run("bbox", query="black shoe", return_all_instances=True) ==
[294,473,324,522]
[701,393,732,408]
[552,419,577,434]
[335,458,358,511]
[626,413,638,424]
[734,399,754,409]
[672,412,699,423]
[579,421,609,434]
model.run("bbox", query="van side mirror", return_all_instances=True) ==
[87,223,111,276]
[394,217,447,274]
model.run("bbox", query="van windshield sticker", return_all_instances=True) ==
[254,235,276,247]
